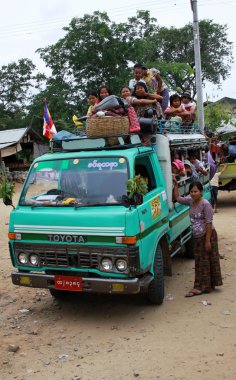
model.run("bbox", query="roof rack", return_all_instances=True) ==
[50,120,204,153]
[50,134,144,152]
[156,120,201,134]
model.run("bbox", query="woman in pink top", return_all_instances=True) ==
[173,179,223,297]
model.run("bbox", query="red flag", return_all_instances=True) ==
[43,101,57,139]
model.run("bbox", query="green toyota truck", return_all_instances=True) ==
[6,131,210,304]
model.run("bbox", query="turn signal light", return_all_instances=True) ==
[116,236,137,245]
[8,233,16,239]
[8,233,21,240]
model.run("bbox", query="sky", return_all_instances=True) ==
[1,0,236,101]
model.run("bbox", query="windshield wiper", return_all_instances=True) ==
[74,202,108,208]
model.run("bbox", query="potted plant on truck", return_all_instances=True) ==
[126,174,148,205]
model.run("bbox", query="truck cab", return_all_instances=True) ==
[8,131,210,305]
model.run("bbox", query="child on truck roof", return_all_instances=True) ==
[121,86,159,108]
[165,94,189,122]
[86,91,99,116]
[181,91,196,125]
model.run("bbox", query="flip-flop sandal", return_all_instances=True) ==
[185,290,202,297]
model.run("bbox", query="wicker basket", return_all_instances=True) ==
[86,116,129,137]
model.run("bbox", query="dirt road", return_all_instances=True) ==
[1,188,236,380]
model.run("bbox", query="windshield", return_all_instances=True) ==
[20,157,128,207]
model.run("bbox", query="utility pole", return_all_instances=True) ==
[190,0,205,133]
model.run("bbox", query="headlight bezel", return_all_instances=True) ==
[115,258,128,272]
[18,252,28,265]
[29,254,40,266]
[100,257,113,271]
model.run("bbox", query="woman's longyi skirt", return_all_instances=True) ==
[193,229,223,292]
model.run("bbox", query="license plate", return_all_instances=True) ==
[54,275,83,291]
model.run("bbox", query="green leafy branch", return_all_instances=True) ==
[126,175,148,199]
[0,175,14,202]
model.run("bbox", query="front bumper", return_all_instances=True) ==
[12,272,152,295]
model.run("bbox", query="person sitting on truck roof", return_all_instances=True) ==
[98,85,112,102]
[86,91,99,116]
[164,94,190,129]
[128,63,146,93]
[121,86,159,108]
[132,82,163,119]
[181,91,196,125]
[141,64,169,112]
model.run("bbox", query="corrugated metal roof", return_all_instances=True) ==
[0,128,29,150]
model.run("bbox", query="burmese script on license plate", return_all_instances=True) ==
[54,275,83,291]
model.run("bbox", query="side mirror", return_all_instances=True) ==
[121,194,143,207]
[121,195,132,208]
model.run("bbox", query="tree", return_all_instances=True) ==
[0,59,45,130]
[149,20,233,96]
[37,12,132,101]
[0,11,233,132]
[0,59,45,112]
[36,11,233,114]
[204,101,232,131]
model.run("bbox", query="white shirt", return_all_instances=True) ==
[210,172,220,187]
[128,78,146,92]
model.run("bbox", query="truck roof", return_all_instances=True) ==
[34,144,152,163]
[166,132,207,147]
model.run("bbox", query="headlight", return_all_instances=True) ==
[29,254,39,266]
[18,253,28,265]
[115,259,128,272]
[101,258,113,271]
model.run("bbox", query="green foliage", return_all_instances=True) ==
[0,11,234,132]
[149,20,233,96]
[204,102,232,131]
[0,59,45,112]
[0,59,45,130]
[0,175,14,202]
[126,175,148,199]
[37,12,131,101]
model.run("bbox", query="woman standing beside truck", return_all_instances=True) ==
[173,179,223,297]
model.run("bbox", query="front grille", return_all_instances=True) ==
[14,243,138,271]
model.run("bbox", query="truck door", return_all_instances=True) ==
[134,154,168,269]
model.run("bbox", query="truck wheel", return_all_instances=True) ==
[147,244,164,305]
[184,236,194,259]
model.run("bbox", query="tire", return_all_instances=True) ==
[147,244,164,305]
[184,235,194,259]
